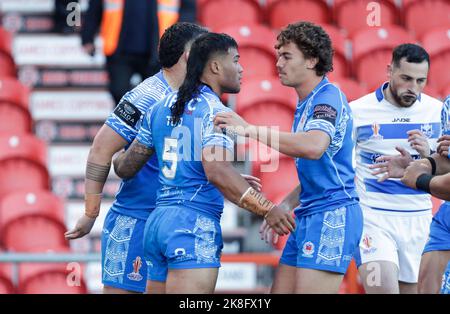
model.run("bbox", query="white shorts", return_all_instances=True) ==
[355,206,432,283]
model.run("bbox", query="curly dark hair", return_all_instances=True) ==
[275,21,333,76]
[158,22,208,68]
[170,33,238,125]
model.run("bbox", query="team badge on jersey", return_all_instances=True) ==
[362,234,377,254]
[302,241,315,258]
[127,256,143,281]
[114,100,141,128]
[370,122,383,140]
[420,123,434,138]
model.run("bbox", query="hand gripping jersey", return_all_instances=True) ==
[105,71,172,220]
[351,83,443,213]
[136,84,235,220]
[292,77,359,217]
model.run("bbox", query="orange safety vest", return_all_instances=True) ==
[100,0,180,56]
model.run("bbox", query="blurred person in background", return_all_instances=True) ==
[80,0,196,104]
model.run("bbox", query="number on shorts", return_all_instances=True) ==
[162,137,178,179]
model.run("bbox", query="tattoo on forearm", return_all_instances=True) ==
[86,162,110,183]
[239,187,275,217]
[115,141,153,178]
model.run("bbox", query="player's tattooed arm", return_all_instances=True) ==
[113,139,154,179]
[86,161,110,183]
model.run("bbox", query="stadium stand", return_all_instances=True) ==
[198,0,263,30]
[422,27,450,93]
[235,77,297,132]
[334,0,399,38]
[266,0,331,30]
[403,0,450,39]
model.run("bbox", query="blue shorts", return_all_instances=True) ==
[101,210,148,293]
[423,202,450,254]
[143,206,223,282]
[280,203,363,274]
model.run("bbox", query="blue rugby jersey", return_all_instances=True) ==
[292,77,358,216]
[136,84,234,220]
[105,71,172,220]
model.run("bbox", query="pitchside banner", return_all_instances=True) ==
[31,90,114,121]
[35,120,103,144]
[20,66,108,89]
[13,34,105,67]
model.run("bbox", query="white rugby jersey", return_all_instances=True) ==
[351,82,443,213]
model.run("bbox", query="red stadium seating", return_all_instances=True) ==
[322,24,350,78]
[403,0,450,40]
[0,102,32,134]
[330,77,369,102]
[0,263,15,294]
[0,28,16,78]
[216,24,278,81]
[422,27,450,93]
[0,77,30,109]
[198,0,263,31]
[0,134,49,199]
[334,0,399,38]
[19,251,87,294]
[442,85,450,99]
[0,190,68,251]
[266,0,330,30]
[235,78,297,132]
[251,148,298,202]
[352,26,416,90]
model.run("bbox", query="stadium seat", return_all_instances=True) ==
[266,0,330,30]
[0,78,31,133]
[19,251,87,294]
[0,28,16,78]
[216,24,278,81]
[322,24,350,78]
[422,27,450,93]
[442,85,450,99]
[334,0,399,38]
[352,26,415,90]
[330,77,369,102]
[235,78,297,132]
[403,0,450,40]
[0,77,30,109]
[0,190,67,251]
[251,149,298,202]
[0,263,15,294]
[422,85,442,100]
[0,134,49,199]
[198,0,263,31]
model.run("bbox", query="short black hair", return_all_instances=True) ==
[158,22,208,68]
[276,21,333,76]
[392,43,430,68]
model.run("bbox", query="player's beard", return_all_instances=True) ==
[390,85,417,108]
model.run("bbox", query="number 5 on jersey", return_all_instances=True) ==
[162,137,178,179]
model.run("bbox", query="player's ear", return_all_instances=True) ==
[387,63,393,80]
[306,57,318,70]
[210,59,221,75]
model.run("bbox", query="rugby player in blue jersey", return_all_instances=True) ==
[113,32,295,293]
[214,22,363,293]
[64,23,209,294]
